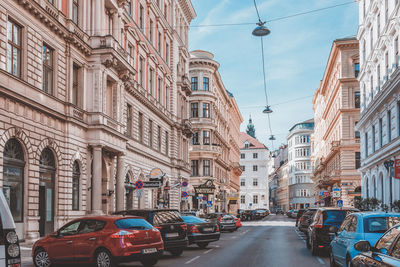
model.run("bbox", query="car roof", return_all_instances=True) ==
[354,212,400,218]
[70,215,143,221]
[318,207,359,211]
[116,209,179,214]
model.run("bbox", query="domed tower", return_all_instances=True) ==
[246,116,256,138]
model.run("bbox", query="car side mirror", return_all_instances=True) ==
[354,240,372,252]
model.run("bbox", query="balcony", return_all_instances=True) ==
[190,144,221,154]
[182,119,193,138]
[177,75,192,96]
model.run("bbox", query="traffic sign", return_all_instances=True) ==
[135,180,143,189]
[182,181,188,187]
[337,200,343,207]
[181,191,188,198]
[202,196,207,201]
[206,201,212,207]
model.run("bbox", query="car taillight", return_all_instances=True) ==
[155,226,162,231]
[190,225,199,233]
[180,224,187,231]
[218,217,222,222]
[216,225,220,232]
[110,230,135,238]
[314,224,323,229]
[234,218,238,222]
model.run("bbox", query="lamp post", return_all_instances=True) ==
[384,159,394,210]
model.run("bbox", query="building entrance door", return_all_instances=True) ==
[39,172,54,237]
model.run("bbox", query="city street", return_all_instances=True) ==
[21,215,329,267]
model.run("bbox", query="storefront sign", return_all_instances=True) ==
[395,159,400,179]
[332,188,341,198]
[322,191,331,197]
[143,181,161,188]
[148,168,164,182]
[194,180,215,194]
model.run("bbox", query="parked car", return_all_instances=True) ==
[330,212,400,267]
[230,215,242,229]
[287,209,294,217]
[181,211,197,217]
[217,215,237,232]
[351,223,400,267]
[276,208,283,215]
[291,210,299,219]
[296,209,307,226]
[306,207,359,255]
[0,190,21,267]
[182,216,220,248]
[114,209,188,256]
[32,216,163,267]
[298,208,318,233]
[205,213,225,223]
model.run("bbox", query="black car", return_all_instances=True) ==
[306,207,359,255]
[182,215,220,248]
[114,209,188,256]
[351,223,400,267]
[218,215,237,232]
[298,208,318,233]
[295,209,306,226]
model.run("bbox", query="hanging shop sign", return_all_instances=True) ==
[322,191,331,197]
[194,180,216,194]
[332,188,341,198]
[148,168,165,182]
[143,181,161,188]
[395,159,400,179]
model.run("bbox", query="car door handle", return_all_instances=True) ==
[66,241,72,244]
[89,237,96,241]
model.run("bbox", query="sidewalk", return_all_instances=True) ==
[19,243,33,263]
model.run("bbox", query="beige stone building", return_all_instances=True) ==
[0,0,195,242]
[272,145,289,212]
[188,50,242,214]
[312,37,361,207]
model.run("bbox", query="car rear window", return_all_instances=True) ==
[152,211,184,226]
[182,216,205,223]
[115,218,153,230]
[364,217,400,233]
[323,210,355,226]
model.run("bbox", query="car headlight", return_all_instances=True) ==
[7,244,20,258]
[6,231,18,244]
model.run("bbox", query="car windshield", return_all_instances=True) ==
[115,218,153,230]
[364,217,400,233]
[152,211,184,226]
[182,216,205,224]
[323,210,354,226]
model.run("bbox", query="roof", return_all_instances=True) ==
[239,132,268,149]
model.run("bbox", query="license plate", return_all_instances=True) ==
[142,248,157,254]
[225,220,233,223]
[166,232,179,238]
[204,227,213,232]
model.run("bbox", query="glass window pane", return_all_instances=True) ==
[46,188,52,222]
[7,44,12,73]
[7,21,12,41]
[13,47,19,76]
[3,166,23,222]
[13,24,19,45]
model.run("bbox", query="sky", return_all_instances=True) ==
[188,0,359,151]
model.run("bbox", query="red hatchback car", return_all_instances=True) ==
[32,216,163,267]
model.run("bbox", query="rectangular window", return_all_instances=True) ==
[165,43,169,65]
[165,86,169,110]
[241,165,245,171]
[253,153,258,159]
[126,104,132,137]
[355,152,361,169]
[158,125,161,151]
[203,77,209,91]
[395,37,399,66]
[72,64,81,106]
[158,32,162,53]
[253,165,258,171]
[203,160,210,176]
[365,132,369,157]
[165,131,169,155]
[203,103,210,118]
[192,131,199,145]
[191,77,198,90]
[241,153,245,159]
[355,91,360,108]
[354,63,360,78]
[149,68,154,95]
[241,179,245,187]
[379,119,383,148]
[42,44,53,94]
[253,179,258,186]
[372,125,376,152]
[106,80,115,118]
[149,20,153,44]
[126,1,132,16]
[157,78,162,102]
[253,195,258,204]
[241,195,245,204]
[388,110,392,142]
[72,0,79,24]
[138,112,143,143]
[139,57,144,86]
[7,20,21,77]
[139,5,144,31]
[190,103,199,118]
[355,121,360,139]
[203,130,210,145]
[191,160,199,176]
[148,120,153,147]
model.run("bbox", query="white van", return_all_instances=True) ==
[0,190,21,267]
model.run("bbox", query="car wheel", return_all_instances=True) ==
[197,242,209,249]
[34,248,51,267]
[329,251,338,267]
[140,258,158,267]
[311,238,319,256]
[169,248,184,257]
[95,249,116,267]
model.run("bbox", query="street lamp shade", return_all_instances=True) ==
[252,22,271,37]
[269,135,276,141]
[263,105,273,114]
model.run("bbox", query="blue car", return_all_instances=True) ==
[330,212,400,267]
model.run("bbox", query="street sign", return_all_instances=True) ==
[333,187,341,191]
[182,181,188,187]
[395,159,400,179]
[135,189,143,198]
[202,196,207,201]
[181,191,188,198]
[305,204,309,208]
[322,191,331,197]
[135,180,144,189]
[206,201,212,207]
[249,203,252,206]
[337,200,343,207]
[332,188,341,198]
[143,181,161,188]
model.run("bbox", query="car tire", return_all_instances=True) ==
[329,251,338,267]
[95,249,116,267]
[34,248,52,267]
[311,238,319,256]
[169,248,184,257]
[140,258,159,267]
[197,242,209,249]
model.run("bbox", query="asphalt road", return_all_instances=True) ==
[22,214,329,267]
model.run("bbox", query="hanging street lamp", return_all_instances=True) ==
[252,21,271,37]
[269,135,276,141]
[263,105,273,114]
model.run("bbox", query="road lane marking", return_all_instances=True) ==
[316,256,325,265]
[295,229,306,243]
[203,249,213,254]
[231,236,237,239]
[185,256,200,264]
[240,229,249,235]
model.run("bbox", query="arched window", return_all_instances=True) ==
[72,161,80,210]
[3,138,25,222]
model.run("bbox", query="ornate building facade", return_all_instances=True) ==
[188,50,242,214]
[312,37,361,207]
[0,0,195,242]
[357,0,400,209]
